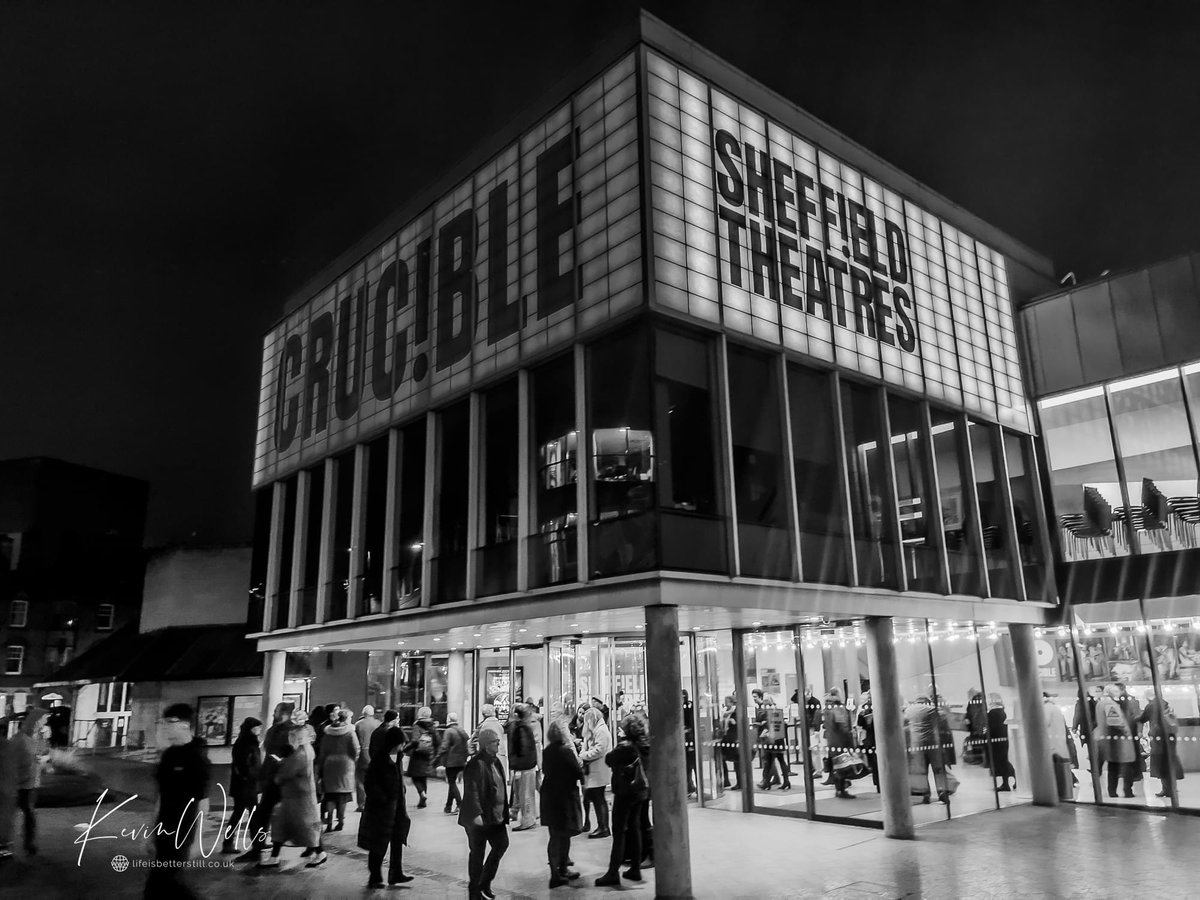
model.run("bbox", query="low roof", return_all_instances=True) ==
[35,623,310,686]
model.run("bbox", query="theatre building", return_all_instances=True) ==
[248,14,1067,892]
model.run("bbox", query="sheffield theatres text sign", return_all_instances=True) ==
[256,49,1032,487]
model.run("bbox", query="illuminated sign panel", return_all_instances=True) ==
[645,51,1030,431]
[254,54,641,487]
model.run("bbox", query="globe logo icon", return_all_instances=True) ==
[111,854,130,872]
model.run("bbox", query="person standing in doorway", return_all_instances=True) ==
[222,717,262,853]
[856,690,879,792]
[682,690,697,796]
[460,727,510,900]
[508,704,539,830]
[354,705,380,813]
[1094,683,1137,798]
[823,689,855,799]
[146,703,210,899]
[579,707,611,838]
[719,695,740,789]
[437,712,470,815]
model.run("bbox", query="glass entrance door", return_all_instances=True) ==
[737,629,807,816]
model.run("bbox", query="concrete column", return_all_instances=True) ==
[1009,623,1058,806]
[261,650,287,728]
[644,605,694,900]
[448,650,467,727]
[864,616,915,840]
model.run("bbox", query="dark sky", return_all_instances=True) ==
[3,2,1199,545]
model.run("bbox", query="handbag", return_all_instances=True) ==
[831,751,868,781]
[940,768,959,796]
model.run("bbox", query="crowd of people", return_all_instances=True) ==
[111,693,660,898]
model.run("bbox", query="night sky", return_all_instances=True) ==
[3,2,1198,545]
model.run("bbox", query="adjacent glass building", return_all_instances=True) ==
[248,14,1076,858]
[1023,253,1200,813]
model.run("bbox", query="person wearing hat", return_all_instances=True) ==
[357,726,413,887]
[222,717,263,853]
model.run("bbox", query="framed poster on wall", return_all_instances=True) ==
[485,667,523,723]
[197,696,231,746]
[231,695,261,731]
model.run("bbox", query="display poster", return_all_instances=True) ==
[486,666,524,723]
[231,695,261,731]
[197,696,230,746]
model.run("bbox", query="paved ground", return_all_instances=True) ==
[1,774,1197,900]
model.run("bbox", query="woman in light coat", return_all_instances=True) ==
[1094,683,1137,798]
[578,707,611,838]
[261,725,326,868]
[318,708,360,832]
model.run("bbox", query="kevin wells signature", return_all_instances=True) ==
[73,786,265,866]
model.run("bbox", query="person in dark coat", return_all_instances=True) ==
[222,717,262,853]
[987,693,1015,791]
[436,712,470,815]
[719,695,739,789]
[147,703,210,899]
[369,709,401,760]
[540,717,584,888]
[236,701,293,862]
[1138,693,1184,797]
[595,714,649,887]
[964,688,988,765]
[459,727,511,900]
[823,689,855,798]
[260,724,326,869]
[405,706,441,809]
[357,727,414,888]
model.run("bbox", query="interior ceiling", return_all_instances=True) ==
[283,605,994,655]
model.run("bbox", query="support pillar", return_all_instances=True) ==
[864,616,915,839]
[1009,623,1058,806]
[644,605,694,900]
[261,650,287,728]
[448,650,467,728]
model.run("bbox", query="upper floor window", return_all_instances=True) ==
[9,599,28,629]
[97,604,115,631]
[5,646,23,675]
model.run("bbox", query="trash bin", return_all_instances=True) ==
[1053,755,1074,801]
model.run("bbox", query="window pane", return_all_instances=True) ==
[1040,390,1129,560]
[362,436,389,614]
[300,466,324,626]
[728,347,792,579]
[247,489,272,629]
[841,383,898,588]
[273,477,298,629]
[328,450,354,621]
[968,422,1015,598]
[787,364,848,585]
[394,419,426,610]
[891,397,943,593]
[433,402,471,604]
[657,329,726,573]
[1109,370,1200,554]
[478,381,520,596]
[531,355,577,587]
[1003,431,1049,601]
[590,327,656,578]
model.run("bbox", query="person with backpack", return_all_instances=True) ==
[507,704,539,830]
[405,706,441,809]
[595,714,649,887]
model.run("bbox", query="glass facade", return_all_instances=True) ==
[255,320,1042,635]
[1040,360,1200,561]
